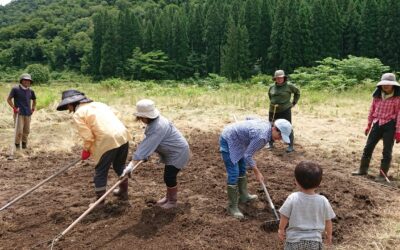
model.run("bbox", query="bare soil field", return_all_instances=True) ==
[0,105,400,250]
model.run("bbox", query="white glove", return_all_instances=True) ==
[121,162,134,178]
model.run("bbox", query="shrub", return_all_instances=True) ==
[26,64,50,84]
[290,56,390,90]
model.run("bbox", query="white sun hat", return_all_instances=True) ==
[376,73,400,86]
[134,99,160,119]
[274,119,292,144]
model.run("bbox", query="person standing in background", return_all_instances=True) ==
[268,70,300,152]
[7,73,36,149]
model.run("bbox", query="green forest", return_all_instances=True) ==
[0,0,399,81]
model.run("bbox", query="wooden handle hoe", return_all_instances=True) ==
[51,160,143,247]
[0,158,81,212]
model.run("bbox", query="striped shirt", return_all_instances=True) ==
[221,119,272,167]
[367,96,400,133]
[133,115,190,169]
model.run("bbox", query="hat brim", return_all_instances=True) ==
[281,133,290,144]
[134,108,160,119]
[56,95,86,111]
[377,80,400,86]
[20,78,32,83]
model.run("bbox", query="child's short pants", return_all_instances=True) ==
[285,240,322,250]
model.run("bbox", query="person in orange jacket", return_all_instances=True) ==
[57,89,131,204]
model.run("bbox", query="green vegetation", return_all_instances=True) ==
[26,63,50,84]
[290,56,389,90]
[0,0,400,81]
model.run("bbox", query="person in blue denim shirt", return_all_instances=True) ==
[220,118,292,219]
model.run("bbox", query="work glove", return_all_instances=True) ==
[81,150,91,160]
[395,133,400,143]
[364,124,372,136]
[13,107,19,114]
[120,161,134,178]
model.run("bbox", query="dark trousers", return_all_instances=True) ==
[268,108,294,146]
[94,142,129,191]
[164,165,180,187]
[362,120,395,169]
[269,107,292,123]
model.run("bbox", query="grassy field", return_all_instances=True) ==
[1,81,399,249]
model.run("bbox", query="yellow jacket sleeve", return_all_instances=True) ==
[73,110,95,151]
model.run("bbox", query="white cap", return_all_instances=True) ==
[274,119,292,144]
[134,99,160,119]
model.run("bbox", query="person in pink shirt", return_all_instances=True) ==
[352,73,400,181]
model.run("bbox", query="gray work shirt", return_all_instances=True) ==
[133,115,190,169]
[279,192,336,242]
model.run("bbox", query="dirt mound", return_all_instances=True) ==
[0,132,397,249]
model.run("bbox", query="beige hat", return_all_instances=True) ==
[19,73,32,83]
[274,70,285,78]
[134,99,160,119]
[377,73,400,86]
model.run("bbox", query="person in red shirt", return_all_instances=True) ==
[352,73,400,181]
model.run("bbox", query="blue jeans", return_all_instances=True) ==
[220,136,247,185]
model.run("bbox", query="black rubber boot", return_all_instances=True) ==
[375,162,390,182]
[112,178,129,200]
[22,142,27,149]
[90,190,106,208]
[286,132,294,153]
[352,157,370,176]
[15,144,20,150]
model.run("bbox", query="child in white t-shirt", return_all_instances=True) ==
[278,161,336,250]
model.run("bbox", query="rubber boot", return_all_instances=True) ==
[15,144,20,150]
[112,178,129,200]
[227,185,244,219]
[160,186,178,209]
[156,188,168,207]
[266,140,274,150]
[90,190,106,208]
[352,157,370,176]
[238,176,258,203]
[375,162,390,182]
[22,142,27,149]
[286,132,294,153]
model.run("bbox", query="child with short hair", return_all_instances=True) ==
[278,161,335,250]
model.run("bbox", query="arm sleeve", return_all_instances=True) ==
[290,83,300,105]
[367,99,377,126]
[243,137,266,167]
[395,99,400,133]
[323,197,336,220]
[133,125,167,161]
[8,88,15,98]
[73,112,95,151]
[31,90,37,100]
[279,194,293,218]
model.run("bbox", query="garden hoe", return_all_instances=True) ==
[0,158,81,212]
[50,160,143,249]
[7,113,19,161]
[259,180,280,232]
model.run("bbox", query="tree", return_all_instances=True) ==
[244,0,261,65]
[358,0,380,58]
[128,48,171,80]
[99,12,118,78]
[259,0,272,73]
[221,18,251,80]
